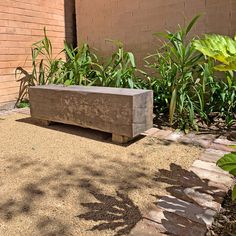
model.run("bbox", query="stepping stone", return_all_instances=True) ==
[214,137,236,146]
[192,160,231,176]
[15,108,30,115]
[152,130,173,139]
[143,206,207,236]
[209,143,235,152]
[157,195,216,227]
[190,166,233,191]
[205,148,229,156]
[142,128,160,136]
[179,133,215,148]
[164,131,184,142]
[168,186,222,211]
[199,151,227,163]
[129,218,165,236]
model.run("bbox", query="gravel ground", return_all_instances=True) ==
[0,113,202,236]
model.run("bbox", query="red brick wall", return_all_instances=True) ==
[0,0,75,109]
[76,0,236,65]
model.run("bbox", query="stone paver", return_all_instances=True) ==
[190,166,233,190]
[214,137,236,146]
[142,127,160,136]
[178,133,217,148]
[199,152,227,164]
[164,131,184,142]
[209,142,236,152]
[129,218,164,236]
[131,206,207,236]
[157,195,216,226]
[192,160,231,176]
[182,187,221,210]
[152,129,173,139]
[140,129,234,236]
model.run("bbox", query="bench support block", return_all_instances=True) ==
[112,134,132,144]
[35,119,52,126]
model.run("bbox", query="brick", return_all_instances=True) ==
[179,133,215,148]
[209,143,236,152]
[142,127,160,136]
[192,160,231,176]
[199,152,224,163]
[141,206,207,236]
[164,131,184,142]
[190,166,233,191]
[152,130,173,139]
[205,148,229,156]
[168,186,222,211]
[157,195,216,226]
[214,137,236,146]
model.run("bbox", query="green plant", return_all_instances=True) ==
[15,28,62,105]
[58,42,99,86]
[16,101,30,108]
[94,40,143,89]
[145,15,204,131]
[194,34,236,126]
[217,152,236,200]
[193,34,236,71]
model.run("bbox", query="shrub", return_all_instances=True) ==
[145,16,206,131]
[193,34,236,126]
[217,152,236,201]
[16,35,145,106]
[93,40,144,89]
[15,29,63,105]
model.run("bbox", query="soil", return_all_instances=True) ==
[207,190,236,236]
[0,113,202,236]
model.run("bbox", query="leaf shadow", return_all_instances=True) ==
[77,191,143,236]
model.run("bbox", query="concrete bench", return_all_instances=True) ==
[29,85,153,143]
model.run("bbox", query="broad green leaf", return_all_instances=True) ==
[193,34,236,72]
[217,152,236,175]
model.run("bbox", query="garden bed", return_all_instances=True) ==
[0,112,202,236]
[207,190,236,236]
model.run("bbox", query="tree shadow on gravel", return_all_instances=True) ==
[153,163,225,206]
[77,191,143,236]
[150,163,227,236]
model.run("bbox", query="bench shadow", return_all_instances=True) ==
[16,117,145,147]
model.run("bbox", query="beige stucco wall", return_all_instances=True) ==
[76,0,236,64]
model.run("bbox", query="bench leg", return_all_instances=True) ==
[35,119,52,126]
[112,134,132,144]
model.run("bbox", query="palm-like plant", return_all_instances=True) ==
[193,34,236,71]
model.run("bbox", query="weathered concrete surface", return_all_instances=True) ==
[29,85,153,142]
